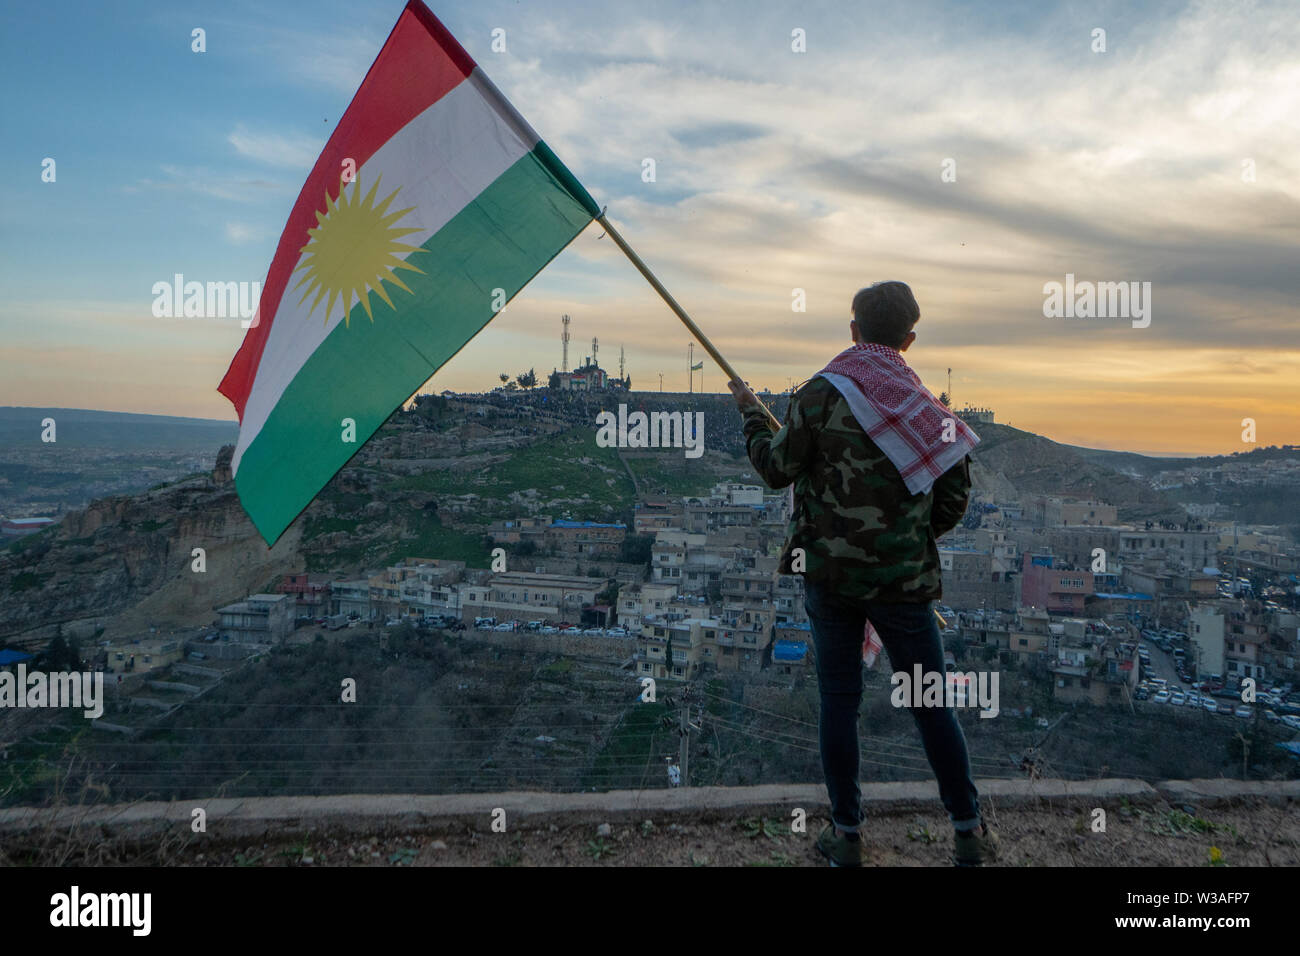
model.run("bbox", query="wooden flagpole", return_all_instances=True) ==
[596,212,781,432]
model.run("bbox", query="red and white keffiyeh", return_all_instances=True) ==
[862,619,883,669]
[816,342,979,496]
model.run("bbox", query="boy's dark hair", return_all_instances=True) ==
[851,281,920,348]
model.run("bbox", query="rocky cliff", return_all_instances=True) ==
[0,448,303,644]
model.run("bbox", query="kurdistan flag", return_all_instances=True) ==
[218,0,600,545]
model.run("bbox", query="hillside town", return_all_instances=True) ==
[4,370,1299,751]
[43,462,1291,737]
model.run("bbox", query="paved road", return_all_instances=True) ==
[1140,640,1187,689]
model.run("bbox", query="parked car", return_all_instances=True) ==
[606,627,628,638]
[493,622,515,632]
[1215,702,1234,716]
[1203,698,1218,713]
[1134,688,1150,700]
[1280,715,1300,731]
[1169,692,1186,706]
[1184,693,1201,707]
[1153,690,1171,704]
[539,626,558,635]
[474,617,496,629]
[1234,705,1253,719]
[1263,709,1280,723]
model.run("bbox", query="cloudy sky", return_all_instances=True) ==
[2,0,1296,454]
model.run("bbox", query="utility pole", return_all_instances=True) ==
[687,342,694,394]
[1232,522,1239,596]
[658,372,663,393]
[677,683,702,787]
[678,697,690,786]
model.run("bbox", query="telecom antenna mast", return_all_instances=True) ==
[619,346,625,382]
[561,315,571,372]
[591,336,599,368]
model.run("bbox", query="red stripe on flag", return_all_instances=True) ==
[217,1,477,420]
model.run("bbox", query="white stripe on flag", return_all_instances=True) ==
[233,71,539,476]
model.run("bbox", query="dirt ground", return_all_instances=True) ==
[8,798,1297,866]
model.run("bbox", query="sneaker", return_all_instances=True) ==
[953,822,999,866]
[816,823,863,867]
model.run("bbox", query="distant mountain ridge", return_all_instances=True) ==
[4,402,1275,461]
[0,407,238,452]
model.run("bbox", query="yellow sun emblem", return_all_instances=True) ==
[291,173,426,327]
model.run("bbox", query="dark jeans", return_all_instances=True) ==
[804,580,981,832]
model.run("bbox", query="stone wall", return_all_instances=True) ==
[451,628,633,665]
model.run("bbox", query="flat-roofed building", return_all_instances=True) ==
[1,516,55,538]
[331,578,372,618]
[463,571,602,624]
[216,593,294,644]
[545,519,626,556]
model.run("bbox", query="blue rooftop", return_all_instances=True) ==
[551,520,626,529]
[772,640,807,662]
[0,649,35,666]
[1094,592,1154,601]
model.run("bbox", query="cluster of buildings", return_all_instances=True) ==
[200,482,811,683]
[622,483,809,679]
[195,478,1297,707]
[942,490,1299,703]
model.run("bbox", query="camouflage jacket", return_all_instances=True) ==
[740,376,971,603]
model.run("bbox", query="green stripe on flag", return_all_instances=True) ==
[236,145,594,544]
[533,140,602,219]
